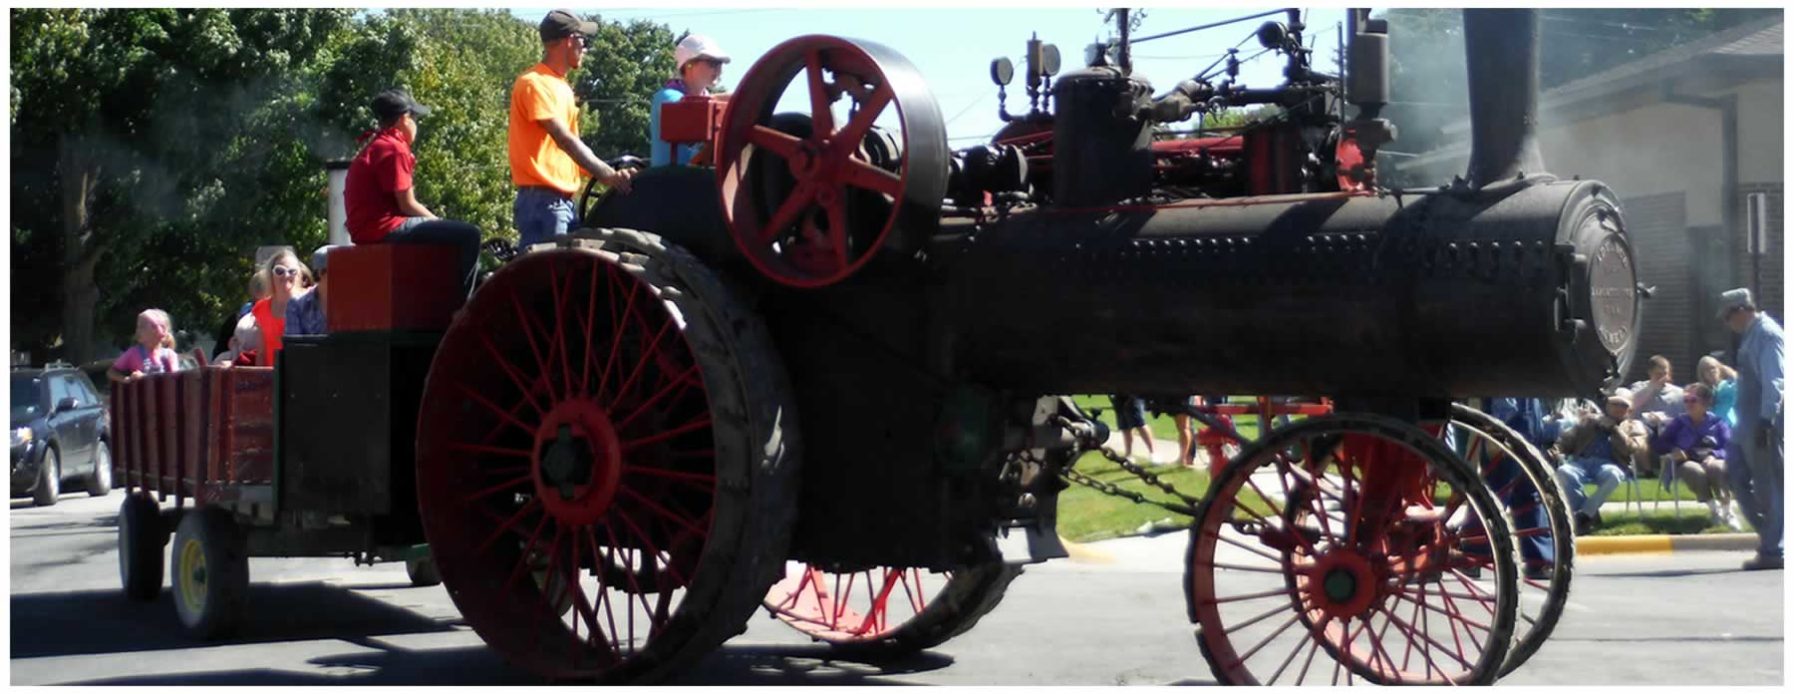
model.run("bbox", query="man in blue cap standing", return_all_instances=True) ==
[1719,288,1784,570]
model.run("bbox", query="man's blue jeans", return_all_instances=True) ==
[515,187,577,251]
[387,217,481,298]
[1556,456,1626,516]
[1726,422,1784,558]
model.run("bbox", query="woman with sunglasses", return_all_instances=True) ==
[1696,354,1741,428]
[1653,382,1741,529]
[248,248,314,365]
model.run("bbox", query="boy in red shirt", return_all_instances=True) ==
[344,88,481,297]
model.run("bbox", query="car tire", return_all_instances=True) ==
[405,555,442,587]
[119,494,165,601]
[171,508,250,640]
[87,440,113,497]
[32,447,60,507]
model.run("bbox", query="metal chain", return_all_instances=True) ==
[1058,445,1201,518]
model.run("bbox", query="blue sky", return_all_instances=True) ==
[508,6,1349,145]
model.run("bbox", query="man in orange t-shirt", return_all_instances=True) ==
[510,9,634,251]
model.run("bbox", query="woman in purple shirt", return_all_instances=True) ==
[1654,383,1739,528]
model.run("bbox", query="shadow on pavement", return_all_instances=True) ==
[11,582,456,659]
[1590,567,1757,579]
[53,641,957,686]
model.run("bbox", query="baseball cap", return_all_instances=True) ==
[539,9,598,42]
[311,245,340,276]
[675,34,731,70]
[1606,388,1632,408]
[372,89,432,121]
[1717,287,1756,318]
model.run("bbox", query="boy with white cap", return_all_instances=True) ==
[649,34,732,167]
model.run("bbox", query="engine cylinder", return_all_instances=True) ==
[929,179,1638,399]
[1050,67,1154,207]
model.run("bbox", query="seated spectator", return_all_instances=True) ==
[214,273,270,361]
[107,309,182,382]
[1654,383,1739,528]
[285,245,338,336]
[650,34,732,167]
[1628,355,1686,476]
[345,88,481,298]
[250,248,313,365]
[214,310,262,367]
[1697,355,1741,428]
[1555,389,1650,534]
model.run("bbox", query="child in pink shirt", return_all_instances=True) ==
[108,309,181,382]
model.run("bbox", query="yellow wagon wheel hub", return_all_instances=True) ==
[179,538,208,614]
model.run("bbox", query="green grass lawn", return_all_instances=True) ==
[1588,507,1752,536]
[1058,451,1209,542]
[1069,394,1267,445]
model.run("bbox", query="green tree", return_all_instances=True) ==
[11,8,352,363]
[571,15,677,160]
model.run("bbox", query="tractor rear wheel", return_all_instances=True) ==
[415,228,802,682]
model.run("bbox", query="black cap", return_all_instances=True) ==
[372,88,432,121]
[539,9,598,42]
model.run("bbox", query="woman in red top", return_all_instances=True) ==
[250,248,314,364]
[344,88,482,298]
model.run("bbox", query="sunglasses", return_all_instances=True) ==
[1683,397,1702,404]
[272,266,301,278]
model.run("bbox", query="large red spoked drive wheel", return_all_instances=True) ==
[1187,413,1518,685]
[763,560,1018,655]
[416,228,802,682]
[716,34,947,288]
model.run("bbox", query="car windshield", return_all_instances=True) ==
[12,374,44,421]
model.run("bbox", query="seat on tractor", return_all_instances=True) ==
[325,244,464,333]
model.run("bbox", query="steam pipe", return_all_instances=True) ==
[1462,9,1545,187]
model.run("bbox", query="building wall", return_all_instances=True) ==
[1736,80,1786,184]
[1539,101,1727,227]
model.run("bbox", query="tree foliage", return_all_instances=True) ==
[11,9,675,363]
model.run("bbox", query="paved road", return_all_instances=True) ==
[10,493,1783,685]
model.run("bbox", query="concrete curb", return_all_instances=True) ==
[1577,532,1759,555]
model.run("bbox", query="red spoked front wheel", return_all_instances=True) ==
[1187,413,1517,685]
[763,560,1018,655]
[415,229,802,682]
[716,34,947,288]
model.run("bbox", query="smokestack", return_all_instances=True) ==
[326,160,350,246]
[1462,9,1544,187]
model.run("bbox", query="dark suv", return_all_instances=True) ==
[11,365,112,506]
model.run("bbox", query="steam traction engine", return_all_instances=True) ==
[109,8,1637,686]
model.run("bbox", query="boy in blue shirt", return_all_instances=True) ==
[649,34,731,167]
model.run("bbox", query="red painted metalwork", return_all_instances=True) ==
[1193,396,1334,474]
[658,95,727,147]
[326,244,464,333]
[1189,416,1515,685]
[716,35,915,288]
[416,249,717,679]
[764,564,936,643]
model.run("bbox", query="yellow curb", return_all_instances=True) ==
[1576,535,1674,555]
[1059,535,1115,564]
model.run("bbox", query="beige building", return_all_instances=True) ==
[1399,20,1783,380]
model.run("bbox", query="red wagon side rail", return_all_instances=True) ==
[110,366,276,509]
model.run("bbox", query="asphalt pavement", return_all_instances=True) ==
[9,492,1785,685]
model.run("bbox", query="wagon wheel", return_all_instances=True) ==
[1277,407,1572,683]
[716,34,947,288]
[763,560,1019,655]
[415,228,802,682]
[1436,404,1574,677]
[1187,413,1517,685]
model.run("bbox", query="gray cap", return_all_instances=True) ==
[312,245,339,275]
[1718,287,1756,318]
